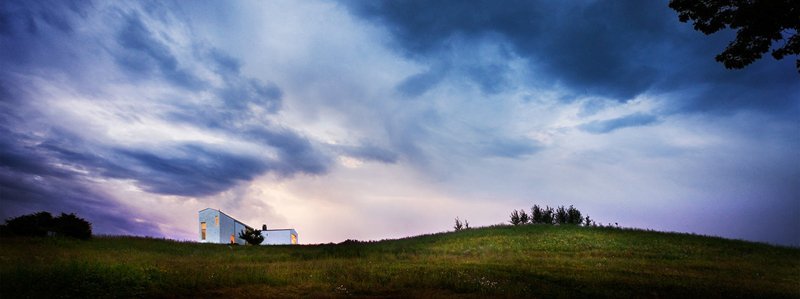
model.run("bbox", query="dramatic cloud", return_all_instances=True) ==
[581,113,659,134]
[1,0,797,246]
[344,0,800,110]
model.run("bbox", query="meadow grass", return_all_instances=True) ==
[1,225,798,298]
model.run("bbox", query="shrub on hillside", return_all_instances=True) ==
[566,205,583,225]
[555,206,568,224]
[510,210,521,225]
[531,205,543,224]
[541,206,554,224]
[584,215,594,226]
[518,209,530,224]
[3,211,92,239]
[238,227,264,245]
[454,217,464,231]
[5,211,53,237]
[53,213,92,239]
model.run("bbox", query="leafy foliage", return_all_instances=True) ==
[2,211,92,240]
[4,212,54,237]
[453,217,464,231]
[53,213,93,239]
[509,210,521,225]
[669,0,800,73]
[238,228,264,245]
[518,209,530,224]
[531,205,543,224]
[555,206,568,225]
[540,206,555,224]
[566,205,584,225]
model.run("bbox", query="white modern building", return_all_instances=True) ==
[198,208,298,245]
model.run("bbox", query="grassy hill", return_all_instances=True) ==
[1,225,798,298]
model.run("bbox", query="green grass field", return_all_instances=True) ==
[1,225,798,298]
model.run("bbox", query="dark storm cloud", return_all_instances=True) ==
[344,0,800,110]
[580,113,659,134]
[113,145,269,197]
[0,0,332,234]
[396,66,447,98]
[0,126,164,236]
[207,49,242,75]
[245,128,330,176]
[0,0,90,70]
[336,143,399,164]
[0,170,164,237]
[479,137,540,159]
[115,13,204,89]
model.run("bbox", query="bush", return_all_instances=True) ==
[584,215,593,226]
[541,206,554,224]
[5,212,54,237]
[509,210,521,225]
[53,213,92,239]
[518,209,530,224]
[555,206,568,224]
[531,205,543,224]
[238,227,264,245]
[566,205,583,225]
[454,217,464,231]
[3,212,92,239]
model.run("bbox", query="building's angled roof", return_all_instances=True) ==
[199,208,254,230]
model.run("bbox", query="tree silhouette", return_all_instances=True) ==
[454,217,464,231]
[2,211,91,239]
[238,227,264,245]
[669,0,800,73]
[509,210,521,225]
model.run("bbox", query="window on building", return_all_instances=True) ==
[214,215,219,226]
[201,222,207,240]
[291,234,297,244]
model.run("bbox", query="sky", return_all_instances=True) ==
[1,0,798,246]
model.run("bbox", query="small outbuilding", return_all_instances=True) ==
[260,228,298,245]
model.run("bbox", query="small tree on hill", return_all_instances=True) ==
[238,228,264,245]
[464,219,470,229]
[510,210,521,225]
[555,206,568,224]
[518,209,530,224]
[531,205,543,224]
[3,211,92,239]
[541,206,555,224]
[454,217,464,231]
[53,213,92,240]
[5,212,53,237]
[584,215,593,227]
[566,205,583,225]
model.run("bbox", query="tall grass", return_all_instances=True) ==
[1,225,798,298]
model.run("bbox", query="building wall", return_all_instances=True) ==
[233,221,248,245]
[219,212,236,244]
[199,208,240,244]
[260,229,298,245]
[198,209,221,243]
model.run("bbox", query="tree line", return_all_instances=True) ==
[454,204,606,231]
[0,211,92,240]
[510,205,593,226]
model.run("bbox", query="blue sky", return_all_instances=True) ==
[1,0,798,245]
